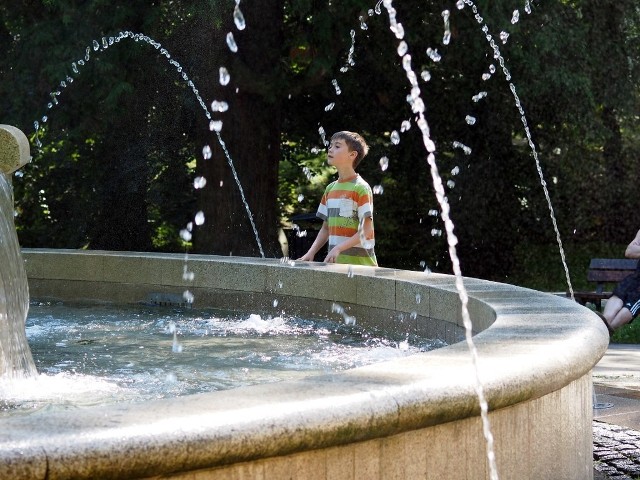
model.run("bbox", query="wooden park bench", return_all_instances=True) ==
[570,258,639,311]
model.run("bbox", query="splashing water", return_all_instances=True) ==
[442,10,451,45]
[382,1,499,478]
[29,29,265,260]
[462,0,574,299]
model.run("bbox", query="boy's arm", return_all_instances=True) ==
[298,221,329,261]
[625,229,640,259]
[325,216,374,263]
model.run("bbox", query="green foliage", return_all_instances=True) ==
[1,0,640,291]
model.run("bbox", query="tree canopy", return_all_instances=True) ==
[1,0,639,286]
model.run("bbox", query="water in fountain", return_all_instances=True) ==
[0,174,37,380]
[0,301,442,416]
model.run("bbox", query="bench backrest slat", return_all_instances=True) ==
[586,258,638,285]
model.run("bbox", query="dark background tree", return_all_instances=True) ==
[1,0,639,288]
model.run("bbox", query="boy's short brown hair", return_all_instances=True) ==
[331,131,369,168]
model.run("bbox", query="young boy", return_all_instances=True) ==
[298,131,378,266]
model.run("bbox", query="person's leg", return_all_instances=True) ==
[610,307,634,330]
[603,296,624,323]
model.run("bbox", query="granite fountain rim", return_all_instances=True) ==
[0,248,610,479]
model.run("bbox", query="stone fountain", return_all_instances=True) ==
[0,124,610,479]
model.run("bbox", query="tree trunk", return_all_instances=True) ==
[194,0,284,257]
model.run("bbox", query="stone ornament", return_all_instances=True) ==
[0,125,30,175]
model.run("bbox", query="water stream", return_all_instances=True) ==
[0,174,37,379]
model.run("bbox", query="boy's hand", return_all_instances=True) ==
[324,246,341,263]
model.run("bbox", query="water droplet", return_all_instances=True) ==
[226,32,238,52]
[332,79,342,95]
[525,1,532,14]
[400,120,411,132]
[451,166,460,175]
[499,31,509,44]
[465,115,476,125]
[211,100,229,112]
[318,126,327,145]
[373,185,384,195]
[421,70,431,82]
[195,211,205,226]
[428,209,439,217]
[447,179,456,188]
[482,73,491,81]
[209,120,223,132]
[472,91,488,102]
[379,156,389,171]
[182,268,195,281]
[278,281,283,288]
[456,0,465,9]
[41,116,48,123]
[348,266,354,278]
[324,102,335,112]
[416,293,422,304]
[78,59,85,66]
[297,194,305,202]
[389,130,400,145]
[202,145,212,160]
[397,41,408,56]
[453,141,472,155]
[273,299,279,308]
[219,67,230,86]
[85,47,90,61]
[71,62,79,74]
[180,229,192,242]
[332,303,344,315]
[442,10,451,45]
[233,5,246,30]
[511,10,520,24]
[193,177,207,190]
[489,64,496,74]
[359,16,368,30]
[431,229,442,237]
[344,316,356,326]
[426,47,441,62]
[92,40,99,51]
[102,37,108,49]
[410,311,418,320]
[183,290,194,304]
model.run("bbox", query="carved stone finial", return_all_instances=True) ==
[0,125,31,175]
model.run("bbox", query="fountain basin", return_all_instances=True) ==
[1,248,607,479]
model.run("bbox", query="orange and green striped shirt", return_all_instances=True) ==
[317,175,378,266]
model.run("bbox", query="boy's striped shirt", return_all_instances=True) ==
[317,175,377,266]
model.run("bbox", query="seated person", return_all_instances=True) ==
[601,229,640,332]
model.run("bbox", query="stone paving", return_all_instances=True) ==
[594,420,640,480]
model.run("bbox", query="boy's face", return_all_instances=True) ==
[327,138,357,168]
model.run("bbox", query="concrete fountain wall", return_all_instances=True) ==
[0,248,608,480]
